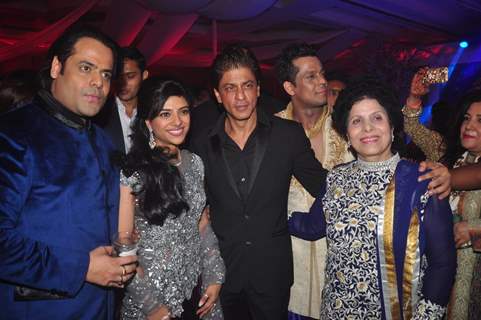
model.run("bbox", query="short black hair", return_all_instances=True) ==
[211,44,261,89]
[332,77,404,155]
[120,46,147,72]
[39,25,119,90]
[275,43,318,84]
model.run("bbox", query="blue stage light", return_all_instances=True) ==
[460,41,469,48]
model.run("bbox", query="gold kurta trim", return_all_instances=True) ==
[402,208,420,319]
[383,178,401,320]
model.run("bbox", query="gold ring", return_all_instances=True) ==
[460,241,472,249]
[121,265,126,276]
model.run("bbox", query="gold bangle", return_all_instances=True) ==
[402,105,422,118]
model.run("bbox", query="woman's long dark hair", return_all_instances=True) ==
[442,90,481,168]
[121,78,192,226]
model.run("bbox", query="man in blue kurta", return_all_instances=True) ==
[0,26,138,319]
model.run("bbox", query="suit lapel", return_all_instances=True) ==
[246,124,269,196]
[209,133,241,199]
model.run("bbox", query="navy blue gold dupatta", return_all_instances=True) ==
[377,160,430,320]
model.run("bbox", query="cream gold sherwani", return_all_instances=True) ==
[276,103,353,318]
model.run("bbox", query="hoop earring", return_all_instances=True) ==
[149,130,156,149]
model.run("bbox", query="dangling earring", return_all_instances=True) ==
[149,130,156,149]
[391,131,395,143]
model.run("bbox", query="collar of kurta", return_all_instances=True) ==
[36,89,91,130]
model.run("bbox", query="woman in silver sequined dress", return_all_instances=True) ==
[118,79,224,320]
[289,78,456,319]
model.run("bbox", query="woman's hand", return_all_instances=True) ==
[147,305,171,320]
[454,221,471,248]
[197,283,221,318]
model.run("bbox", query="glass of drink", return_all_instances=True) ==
[112,231,139,257]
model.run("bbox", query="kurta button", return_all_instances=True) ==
[244,215,249,220]
[245,241,252,246]
[241,177,246,183]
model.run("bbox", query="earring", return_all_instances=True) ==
[391,133,395,142]
[149,130,156,149]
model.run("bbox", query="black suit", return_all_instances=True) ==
[190,109,326,319]
[93,96,126,153]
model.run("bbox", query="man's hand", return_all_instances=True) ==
[86,246,138,288]
[418,161,451,199]
[197,283,221,318]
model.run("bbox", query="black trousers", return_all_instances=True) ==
[220,286,290,320]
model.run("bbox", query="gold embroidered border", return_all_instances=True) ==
[402,208,420,319]
[384,179,401,320]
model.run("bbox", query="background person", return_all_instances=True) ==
[442,90,481,319]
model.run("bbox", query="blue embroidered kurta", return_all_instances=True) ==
[0,92,120,319]
[289,156,456,319]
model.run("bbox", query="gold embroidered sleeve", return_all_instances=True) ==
[403,110,445,162]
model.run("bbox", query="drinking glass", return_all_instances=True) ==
[112,231,139,257]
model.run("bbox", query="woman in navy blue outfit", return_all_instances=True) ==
[289,78,456,320]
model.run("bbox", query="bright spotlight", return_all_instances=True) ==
[459,41,469,48]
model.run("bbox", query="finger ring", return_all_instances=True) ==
[460,241,472,249]
[203,294,209,299]
[121,265,126,276]
[120,274,124,283]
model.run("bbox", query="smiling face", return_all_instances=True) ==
[214,66,260,123]
[50,37,113,117]
[146,96,190,151]
[347,98,393,162]
[286,56,327,109]
[460,101,481,155]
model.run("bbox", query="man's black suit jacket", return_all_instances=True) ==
[93,96,126,153]
[190,109,327,294]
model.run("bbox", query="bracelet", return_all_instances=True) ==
[402,105,422,118]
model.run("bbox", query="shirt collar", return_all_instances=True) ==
[36,89,90,130]
[115,96,137,118]
[209,107,271,138]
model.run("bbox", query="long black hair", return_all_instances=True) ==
[442,90,481,168]
[121,78,192,226]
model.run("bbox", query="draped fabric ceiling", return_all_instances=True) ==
[1,0,481,82]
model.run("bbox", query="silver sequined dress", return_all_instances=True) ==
[120,150,225,319]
